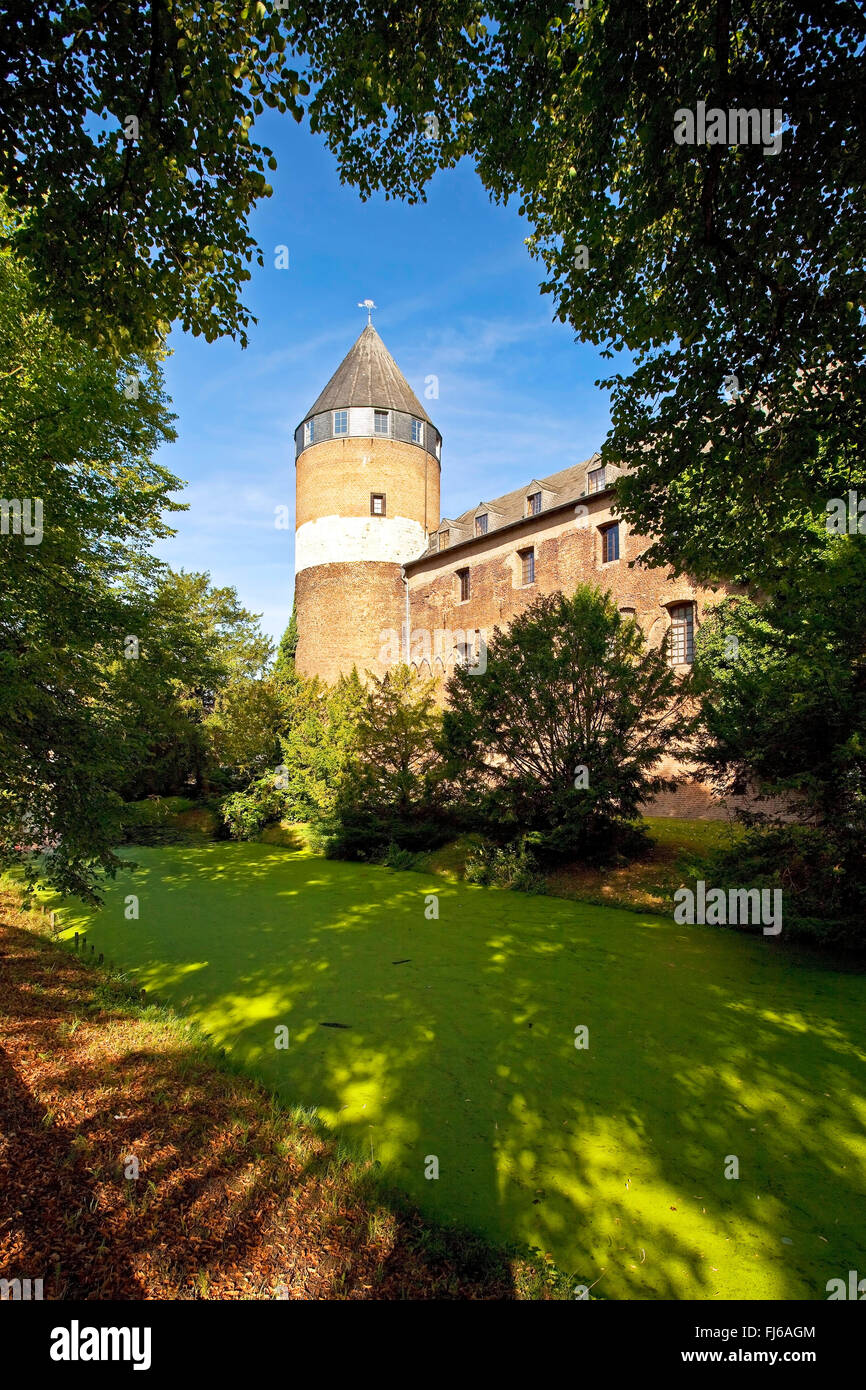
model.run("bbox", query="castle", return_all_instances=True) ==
[294,320,720,707]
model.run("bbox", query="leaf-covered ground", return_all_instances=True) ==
[0,893,566,1300]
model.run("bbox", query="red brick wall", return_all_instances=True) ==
[295,561,405,685]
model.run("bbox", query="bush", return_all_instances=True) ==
[444,586,694,865]
[701,823,866,951]
[220,781,284,841]
[380,841,423,871]
[464,837,545,893]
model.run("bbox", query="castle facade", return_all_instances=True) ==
[294,323,721,708]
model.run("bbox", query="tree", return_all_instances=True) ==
[443,586,695,860]
[8,7,861,583]
[691,540,866,944]
[278,668,366,824]
[292,1,865,587]
[693,538,866,827]
[0,235,180,900]
[114,568,276,799]
[330,665,448,856]
[273,597,299,682]
[0,0,309,355]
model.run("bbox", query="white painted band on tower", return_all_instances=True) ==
[294,514,428,575]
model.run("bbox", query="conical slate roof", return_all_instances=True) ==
[304,324,433,424]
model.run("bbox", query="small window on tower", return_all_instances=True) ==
[374,410,390,435]
[304,419,315,445]
[333,410,348,435]
[370,493,386,516]
[411,418,424,445]
[527,492,542,516]
[475,514,489,537]
[439,530,450,551]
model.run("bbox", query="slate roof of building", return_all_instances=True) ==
[422,455,603,555]
[304,324,434,424]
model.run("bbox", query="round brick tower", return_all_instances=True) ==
[293,322,441,684]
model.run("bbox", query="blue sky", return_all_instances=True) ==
[153,114,615,646]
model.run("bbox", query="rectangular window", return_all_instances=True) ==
[588,465,606,494]
[457,568,470,601]
[333,409,348,435]
[439,530,450,551]
[374,409,390,435]
[370,493,386,516]
[411,418,424,445]
[520,547,535,585]
[475,514,489,537]
[304,419,315,445]
[601,522,620,563]
[527,491,542,516]
[668,603,695,664]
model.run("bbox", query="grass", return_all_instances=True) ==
[30,839,866,1301]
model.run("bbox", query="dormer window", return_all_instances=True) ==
[475,514,489,537]
[588,465,606,494]
[374,409,390,435]
[304,419,315,445]
[527,491,542,516]
[439,530,450,551]
[333,409,348,435]
[411,418,424,445]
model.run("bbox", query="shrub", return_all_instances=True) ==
[701,823,866,951]
[444,586,695,865]
[329,665,452,856]
[220,781,283,841]
[464,837,545,893]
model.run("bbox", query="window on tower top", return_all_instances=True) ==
[411,418,424,445]
[304,419,315,445]
[374,410,390,435]
[333,409,348,435]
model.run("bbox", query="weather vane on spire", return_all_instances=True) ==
[358,298,376,325]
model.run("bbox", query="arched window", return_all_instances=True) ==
[668,603,695,664]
